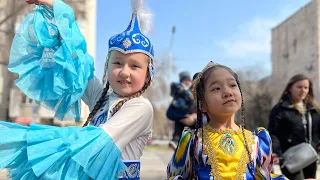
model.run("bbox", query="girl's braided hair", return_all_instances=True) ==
[191,62,254,175]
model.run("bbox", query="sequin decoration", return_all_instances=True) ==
[219,133,237,156]
[122,38,132,49]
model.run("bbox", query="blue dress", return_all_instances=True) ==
[0,1,149,179]
[167,126,288,180]
[0,122,126,180]
[8,0,94,122]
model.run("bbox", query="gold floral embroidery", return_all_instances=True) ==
[205,124,242,134]
[219,133,238,156]
[203,126,222,180]
[235,130,254,180]
[191,62,218,103]
[203,125,255,180]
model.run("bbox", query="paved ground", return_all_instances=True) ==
[0,146,172,180]
[140,146,172,180]
[1,144,320,179]
[140,147,320,179]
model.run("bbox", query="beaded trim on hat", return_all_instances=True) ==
[191,61,219,103]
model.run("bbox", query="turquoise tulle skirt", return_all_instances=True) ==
[0,121,126,180]
[8,0,94,122]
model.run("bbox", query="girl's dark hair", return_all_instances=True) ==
[193,64,254,175]
[194,65,241,128]
[278,74,318,112]
[82,57,153,127]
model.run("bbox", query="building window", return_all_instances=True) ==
[22,94,27,104]
[22,94,36,105]
[282,53,289,58]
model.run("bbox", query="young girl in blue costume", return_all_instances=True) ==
[0,0,155,179]
[167,62,288,180]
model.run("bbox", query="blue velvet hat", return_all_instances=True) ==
[107,0,155,80]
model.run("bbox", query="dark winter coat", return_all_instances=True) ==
[268,95,320,156]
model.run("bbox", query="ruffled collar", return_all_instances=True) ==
[205,124,242,135]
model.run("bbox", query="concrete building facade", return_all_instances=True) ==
[270,0,320,105]
[0,1,97,124]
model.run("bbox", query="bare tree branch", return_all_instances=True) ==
[235,67,272,130]
[0,29,10,33]
[0,4,25,26]
[0,0,87,120]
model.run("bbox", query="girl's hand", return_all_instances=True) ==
[26,0,53,6]
[180,113,197,126]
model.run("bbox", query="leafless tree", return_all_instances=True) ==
[144,52,173,139]
[236,66,273,130]
[0,0,87,120]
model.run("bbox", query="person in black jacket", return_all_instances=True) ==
[268,74,320,180]
[167,71,196,149]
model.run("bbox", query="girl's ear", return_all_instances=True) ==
[199,100,208,113]
[145,71,151,83]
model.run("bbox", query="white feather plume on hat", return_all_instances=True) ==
[131,0,153,34]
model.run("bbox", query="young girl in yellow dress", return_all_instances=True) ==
[167,62,288,180]
[0,0,155,179]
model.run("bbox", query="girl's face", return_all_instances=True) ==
[108,51,149,97]
[202,68,242,118]
[289,79,309,103]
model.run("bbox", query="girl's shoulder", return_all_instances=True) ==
[109,94,152,109]
[252,127,272,151]
[239,127,272,151]
[124,96,153,108]
[243,127,271,143]
[253,127,271,139]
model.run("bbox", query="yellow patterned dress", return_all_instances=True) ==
[167,126,288,180]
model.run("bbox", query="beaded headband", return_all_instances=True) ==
[191,61,219,103]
